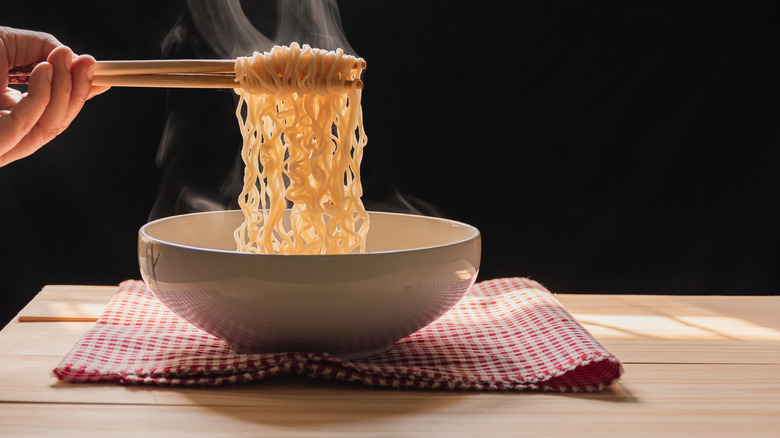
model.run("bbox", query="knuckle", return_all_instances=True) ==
[8,110,37,136]
[71,93,88,109]
[44,126,62,143]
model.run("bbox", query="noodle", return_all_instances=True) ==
[232,43,368,255]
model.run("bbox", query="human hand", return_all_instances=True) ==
[0,26,110,167]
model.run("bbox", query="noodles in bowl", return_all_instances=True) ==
[138,44,481,358]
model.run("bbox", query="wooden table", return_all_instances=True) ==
[1,286,778,437]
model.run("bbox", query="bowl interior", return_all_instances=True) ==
[142,210,479,253]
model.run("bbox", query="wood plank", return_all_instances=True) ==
[1,356,779,409]
[16,285,117,317]
[0,372,778,438]
[558,295,780,337]
[0,320,95,356]
[2,318,777,371]
[598,339,780,364]
[12,288,780,343]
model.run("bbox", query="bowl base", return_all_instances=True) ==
[331,344,395,361]
[228,343,395,361]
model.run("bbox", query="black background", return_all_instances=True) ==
[2,1,779,325]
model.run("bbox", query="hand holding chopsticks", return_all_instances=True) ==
[1,26,109,168]
[9,59,364,90]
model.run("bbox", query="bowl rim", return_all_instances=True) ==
[139,209,480,257]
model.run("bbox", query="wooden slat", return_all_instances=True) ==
[557,294,780,334]
[12,285,117,322]
[2,352,779,407]
[598,339,780,364]
[0,402,772,438]
[0,364,778,437]
[0,322,92,356]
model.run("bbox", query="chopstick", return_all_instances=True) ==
[91,60,240,88]
[7,59,364,89]
[95,59,237,75]
[91,59,365,74]
[92,74,241,89]
[18,316,99,323]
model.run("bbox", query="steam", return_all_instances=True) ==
[150,0,361,221]
[152,1,444,221]
[186,0,274,58]
[186,0,356,58]
[274,0,357,55]
[155,109,183,168]
[176,187,228,212]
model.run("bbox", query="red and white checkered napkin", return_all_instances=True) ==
[53,278,622,391]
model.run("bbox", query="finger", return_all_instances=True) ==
[0,88,23,110]
[11,29,61,66]
[0,63,52,165]
[23,46,74,143]
[0,27,62,67]
[62,54,95,126]
[0,27,61,90]
[88,85,111,99]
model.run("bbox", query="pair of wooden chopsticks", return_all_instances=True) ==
[8,59,363,89]
[8,59,239,89]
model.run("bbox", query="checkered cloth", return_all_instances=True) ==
[53,278,622,391]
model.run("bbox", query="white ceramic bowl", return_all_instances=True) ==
[138,210,481,359]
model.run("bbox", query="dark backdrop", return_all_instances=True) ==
[2,1,779,325]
